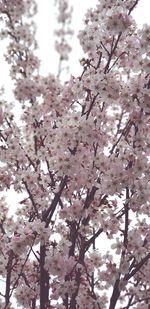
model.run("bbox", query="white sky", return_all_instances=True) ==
[34,0,98,77]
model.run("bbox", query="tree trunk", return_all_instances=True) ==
[109,278,120,309]
[40,244,49,309]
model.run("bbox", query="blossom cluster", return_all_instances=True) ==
[0,0,150,308]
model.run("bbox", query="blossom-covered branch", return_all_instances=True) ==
[0,0,150,308]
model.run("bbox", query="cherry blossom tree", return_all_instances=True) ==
[0,0,150,308]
